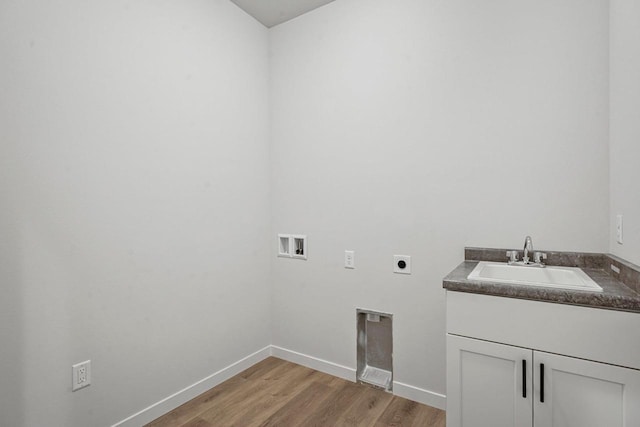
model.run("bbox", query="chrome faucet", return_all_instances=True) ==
[523,236,533,264]
[506,236,546,267]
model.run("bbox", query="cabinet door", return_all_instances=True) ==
[534,351,640,427]
[447,334,533,427]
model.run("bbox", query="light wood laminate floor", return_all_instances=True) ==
[146,357,445,427]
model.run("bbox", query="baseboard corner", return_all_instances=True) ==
[111,346,271,427]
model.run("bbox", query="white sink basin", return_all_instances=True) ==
[467,262,603,292]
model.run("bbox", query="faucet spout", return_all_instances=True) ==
[523,236,533,264]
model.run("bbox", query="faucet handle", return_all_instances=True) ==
[534,252,547,264]
[506,250,519,264]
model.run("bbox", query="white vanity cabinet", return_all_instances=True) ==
[447,335,532,427]
[446,292,640,427]
[533,351,640,427]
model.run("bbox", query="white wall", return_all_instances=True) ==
[0,0,618,423]
[0,1,270,426]
[610,0,640,266]
[270,0,609,398]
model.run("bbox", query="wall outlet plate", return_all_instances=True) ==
[72,360,91,391]
[393,255,411,274]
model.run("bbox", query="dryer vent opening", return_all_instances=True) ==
[356,309,393,391]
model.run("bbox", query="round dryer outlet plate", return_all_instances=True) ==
[393,255,411,274]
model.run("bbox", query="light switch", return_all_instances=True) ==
[345,250,355,269]
[616,215,623,244]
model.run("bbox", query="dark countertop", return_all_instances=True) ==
[443,260,640,313]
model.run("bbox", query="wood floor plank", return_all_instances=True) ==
[299,380,363,426]
[146,358,286,427]
[257,381,333,427]
[192,360,305,425]
[145,375,247,427]
[225,365,322,426]
[239,356,287,380]
[416,406,446,427]
[374,395,444,427]
[180,417,214,427]
[146,357,446,427]
[334,385,394,427]
[421,403,446,427]
[310,370,350,387]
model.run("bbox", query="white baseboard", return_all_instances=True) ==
[271,345,446,410]
[393,380,446,410]
[112,345,446,426]
[111,346,271,427]
[270,345,356,382]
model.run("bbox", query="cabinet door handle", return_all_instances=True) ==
[522,360,527,398]
[540,363,545,403]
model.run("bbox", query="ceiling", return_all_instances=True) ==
[230,0,336,28]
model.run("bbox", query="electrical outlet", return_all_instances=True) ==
[72,360,91,391]
[393,255,411,274]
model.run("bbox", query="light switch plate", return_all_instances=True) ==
[616,215,623,244]
[345,250,355,269]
